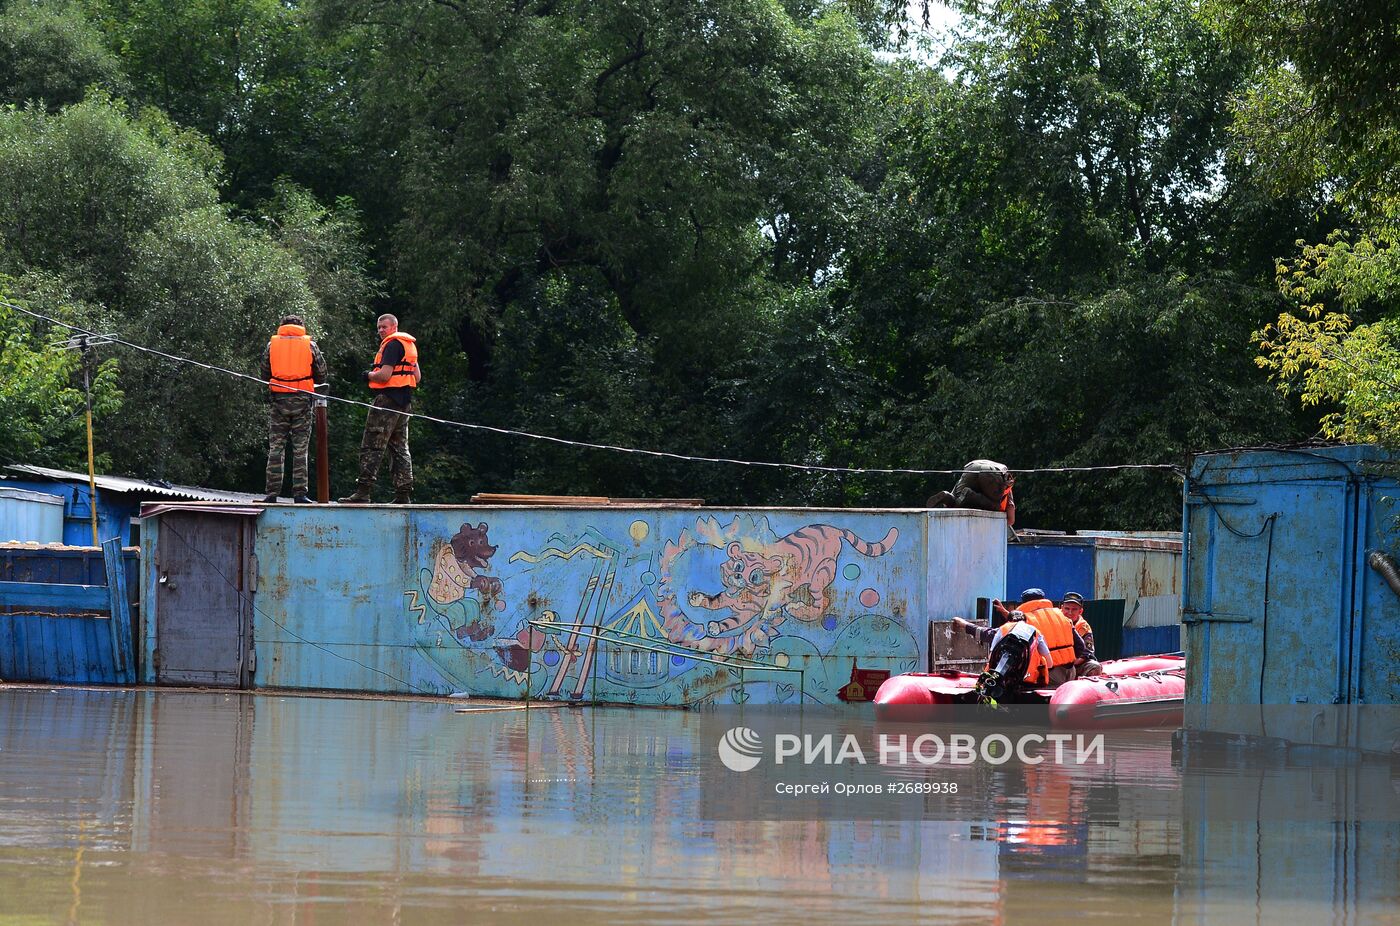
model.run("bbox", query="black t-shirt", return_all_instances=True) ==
[376,339,414,409]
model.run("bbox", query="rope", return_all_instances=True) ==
[4,299,1182,478]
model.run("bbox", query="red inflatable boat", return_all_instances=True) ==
[873,654,1185,729]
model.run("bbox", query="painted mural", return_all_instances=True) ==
[405,513,921,706]
[659,518,899,655]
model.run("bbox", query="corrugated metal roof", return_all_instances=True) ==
[5,464,264,503]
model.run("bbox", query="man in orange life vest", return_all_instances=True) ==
[951,587,1087,688]
[1060,591,1102,676]
[261,314,327,504]
[952,611,1055,691]
[339,314,422,504]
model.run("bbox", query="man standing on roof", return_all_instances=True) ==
[262,314,327,504]
[339,314,422,505]
[927,459,1017,540]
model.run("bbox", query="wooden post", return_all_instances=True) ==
[315,386,329,503]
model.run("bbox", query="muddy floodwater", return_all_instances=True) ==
[0,688,1396,924]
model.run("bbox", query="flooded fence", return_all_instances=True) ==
[1183,445,1399,709]
[0,539,137,684]
[140,504,1008,706]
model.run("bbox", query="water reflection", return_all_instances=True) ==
[0,689,1391,924]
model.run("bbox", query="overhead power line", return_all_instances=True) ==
[3,300,1180,478]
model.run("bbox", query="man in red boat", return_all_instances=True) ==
[1009,587,1084,685]
[950,610,1051,701]
[953,587,1086,688]
[1060,591,1103,676]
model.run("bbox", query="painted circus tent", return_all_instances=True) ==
[139,505,1006,705]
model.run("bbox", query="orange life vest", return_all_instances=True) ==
[988,621,1050,687]
[371,332,419,390]
[1018,599,1077,667]
[998,487,1012,512]
[268,324,314,394]
[1071,616,1092,639]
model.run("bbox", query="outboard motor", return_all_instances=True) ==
[975,621,1036,705]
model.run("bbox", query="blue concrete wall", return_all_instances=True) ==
[233,507,1005,705]
[1183,445,1399,708]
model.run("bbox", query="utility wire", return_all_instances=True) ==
[3,300,1181,478]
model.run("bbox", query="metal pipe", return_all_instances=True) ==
[589,623,794,672]
[1368,551,1400,599]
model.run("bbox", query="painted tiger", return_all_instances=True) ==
[686,524,898,637]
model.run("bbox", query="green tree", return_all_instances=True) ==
[0,0,125,109]
[301,0,882,502]
[0,95,374,486]
[0,282,121,470]
[1256,235,1400,447]
[84,0,355,205]
[832,0,1313,526]
[1214,1,1400,449]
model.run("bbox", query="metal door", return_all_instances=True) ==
[1184,481,1348,705]
[154,512,254,687]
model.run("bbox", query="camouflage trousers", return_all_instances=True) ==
[266,393,314,496]
[354,394,412,495]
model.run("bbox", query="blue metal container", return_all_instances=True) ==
[2,478,137,546]
[1008,533,1182,656]
[1006,541,1094,603]
[1183,445,1400,708]
[0,487,65,543]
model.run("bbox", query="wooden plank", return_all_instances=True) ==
[42,617,64,681]
[103,538,133,679]
[469,493,704,507]
[69,617,93,683]
[0,580,109,611]
[0,612,11,676]
[93,616,116,683]
[470,493,611,506]
[73,618,98,683]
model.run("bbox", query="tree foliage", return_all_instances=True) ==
[1217,1,1400,450]
[0,0,1366,527]
[0,95,375,485]
[0,284,121,470]
[0,0,125,109]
